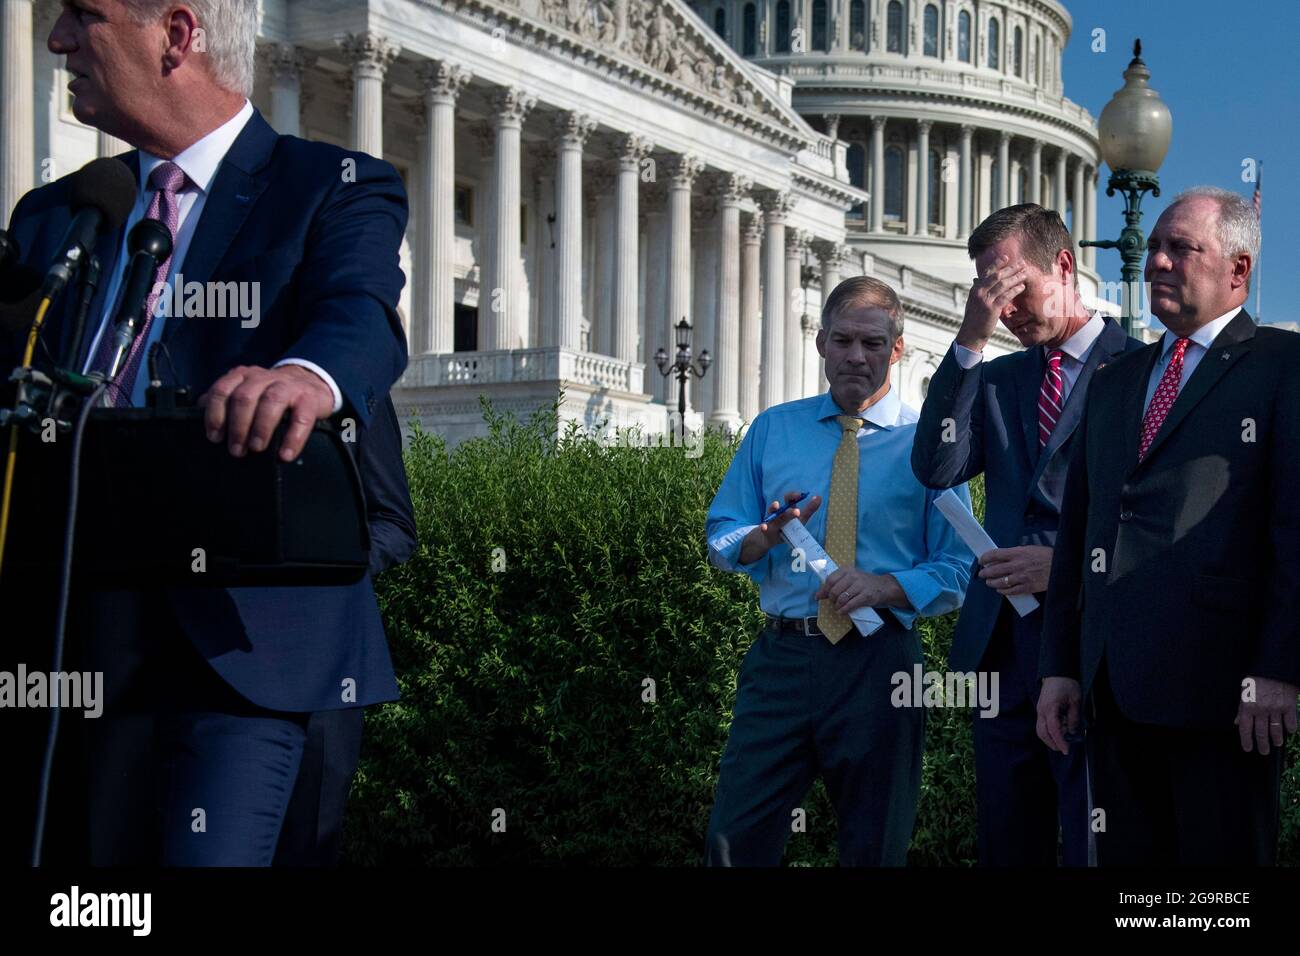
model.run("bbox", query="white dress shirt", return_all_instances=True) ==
[951,311,1106,403]
[82,99,342,411]
[1141,307,1243,416]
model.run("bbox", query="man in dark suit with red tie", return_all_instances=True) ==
[1038,186,1300,865]
[912,204,1142,865]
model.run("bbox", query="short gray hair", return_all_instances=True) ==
[821,275,905,341]
[1169,185,1261,290]
[123,0,260,97]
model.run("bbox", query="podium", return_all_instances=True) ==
[1,407,369,588]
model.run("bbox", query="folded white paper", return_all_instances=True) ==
[933,488,1039,616]
[780,518,885,636]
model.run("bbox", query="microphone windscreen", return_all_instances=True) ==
[0,264,44,333]
[69,157,137,233]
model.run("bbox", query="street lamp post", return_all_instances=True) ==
[1080,39,1173,336]
[655,317,710,441]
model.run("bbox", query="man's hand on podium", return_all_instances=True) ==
[199,364,335,463]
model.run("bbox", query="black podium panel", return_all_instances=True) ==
[2,408,369,587]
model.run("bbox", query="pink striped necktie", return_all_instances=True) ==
[1037,349,1064,448]
[91,160,188,406]
[1138,337,1190,461]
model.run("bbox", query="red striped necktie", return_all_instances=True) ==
[1038,349,1064,448]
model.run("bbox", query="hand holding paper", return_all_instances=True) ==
[780,517,885,636]
[933,488,1040,616]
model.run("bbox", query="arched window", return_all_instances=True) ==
[1033,34,1040,83]
[928,148,943,227]
[988,18,1000,69]
[887,0,904,53]
[743,3,757,56]
[813,0,829,51]
[850,0,866,51]
[885,144,905,220]
[923,4,939,57]
[847,142,866,217]
[775,0,791,53]
[958,10,971,62]
[715,7,726,39]
[1014,25,1023,76]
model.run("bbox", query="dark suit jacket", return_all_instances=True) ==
[4,109,411,712]
[1039,310,1300,728]
[911,318,1142,673]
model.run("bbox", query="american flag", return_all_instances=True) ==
[1254,163,1262,217]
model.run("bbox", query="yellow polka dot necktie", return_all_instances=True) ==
[818,415,864,643]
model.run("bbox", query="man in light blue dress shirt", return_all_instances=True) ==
[703,276,974,866]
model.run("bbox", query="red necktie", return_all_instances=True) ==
[1138,337,1190,461]
[1038,349,1064,448]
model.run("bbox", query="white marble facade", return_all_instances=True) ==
[2,0,1110,443]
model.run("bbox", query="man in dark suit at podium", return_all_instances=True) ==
[1038,187,1300,865]
[911,204,1143,865]
[2,0,410,864]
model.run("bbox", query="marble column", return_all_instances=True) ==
[1,0,34,223]
[664,154,703,404]
[339,33,400,157]
[710,173,750,430]
[1054,149,1068,218]
[642,186,667,373]
[471,124,495,350]
[816,242,844,393]
[1029,138,1043,205]
[485,88,536,351]
[266,43,314,138]
[913,120,932,236]
[785,229,810,401]
[997,131,1011,211]
[552,111,596,350]
[1009,155,1022,205]
[739,215,763,423]
[977,143,993,222]
[1085,165,1098,269]
[1071,157,1085,250]
[412,61,470,356]
[759,191,792,411]
[870,116,886,233]
[613,133,651,364]
[590,169,616,355]
[692,198,718,420]
[958,124,973,239]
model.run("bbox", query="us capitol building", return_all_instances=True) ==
[2,0,1115,443]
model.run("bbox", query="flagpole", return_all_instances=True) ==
[1255,161,1262,321]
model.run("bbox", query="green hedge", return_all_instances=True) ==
[346,400,1299,865]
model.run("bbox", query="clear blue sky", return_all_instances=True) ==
[1061,0,1297,325]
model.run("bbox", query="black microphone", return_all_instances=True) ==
[99,218,172,381]
[0,265,44,334]
[40,157,136,303]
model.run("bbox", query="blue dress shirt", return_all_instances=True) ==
[706,385,975,630]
